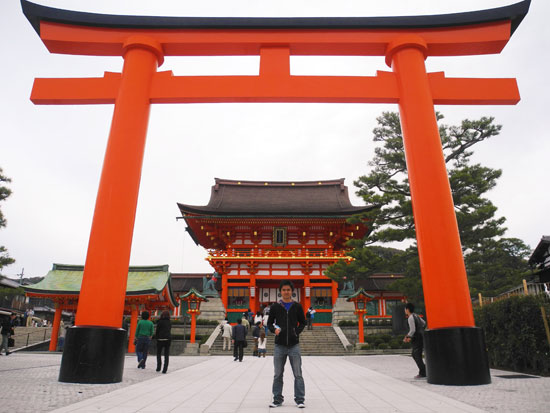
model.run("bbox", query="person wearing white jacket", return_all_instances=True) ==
[222,319,233,351]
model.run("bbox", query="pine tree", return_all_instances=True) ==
[0,167,15,271]
[326,112,530,302]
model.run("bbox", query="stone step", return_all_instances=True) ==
[209,326,348,356]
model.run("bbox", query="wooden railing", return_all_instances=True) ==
[473,280,550,307]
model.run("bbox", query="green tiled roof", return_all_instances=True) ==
[25,264,171,296]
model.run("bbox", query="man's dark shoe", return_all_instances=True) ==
[138,359,145,368]
[269,401,282,408]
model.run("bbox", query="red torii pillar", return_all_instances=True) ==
[21,0,530,384]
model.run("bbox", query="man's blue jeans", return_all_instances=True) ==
[136,337,150,365]
[272,343,305,404]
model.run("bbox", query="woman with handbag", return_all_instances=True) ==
[154,310,172,374]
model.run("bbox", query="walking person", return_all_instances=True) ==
[1,314,15,356]
[403,303,426,379]
[263,312,270,336]
[155,310,171,374]
[258,330,267,358]
[306,307,315,330]
[232,318,247,362]
[254,311,263,327]
[252,321,261,357]
[222,318,232,351]
[241,312,250,333]
[135,311,154,369]
[267,280,306,408]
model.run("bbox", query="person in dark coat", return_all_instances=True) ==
[232,318,247,362]
[1,314,15,356]
[267,280,306,408]
[155,310,172,374]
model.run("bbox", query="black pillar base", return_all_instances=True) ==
[59,326,127,384]
[424,327,491,385]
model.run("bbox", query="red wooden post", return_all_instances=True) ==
[357,312,365,344]
[75,38,163,328]
[49,304,62,351]
[386,36,474,329]
[190,313,197,344]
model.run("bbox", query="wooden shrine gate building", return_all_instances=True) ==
[178,178,372,324]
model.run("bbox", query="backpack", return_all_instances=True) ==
[412,314,426,337]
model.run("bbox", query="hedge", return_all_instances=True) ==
[474,294,550,376]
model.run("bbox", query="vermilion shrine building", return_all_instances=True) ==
[178,178,383,324]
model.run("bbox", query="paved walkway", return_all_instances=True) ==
[1,353,549,412]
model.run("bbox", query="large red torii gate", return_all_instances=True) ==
[21,0,530,384]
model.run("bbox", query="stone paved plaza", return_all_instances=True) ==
[0,352,548,412]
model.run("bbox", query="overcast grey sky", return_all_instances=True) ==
[1,0,548,280]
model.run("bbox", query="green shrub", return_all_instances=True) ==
[373,338,385,348]
[380,334,392,342]
[338,320,358,327]
[389,339,401,349]
[360,343,370,350]
[196,319,220,325]
[474,294,550,376]
[378,343,389,350]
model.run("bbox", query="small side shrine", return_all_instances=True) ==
[347,288,374,344]
[179,288,208,345]
[25,264,178,352]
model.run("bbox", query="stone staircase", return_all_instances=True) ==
[209,326,349,356]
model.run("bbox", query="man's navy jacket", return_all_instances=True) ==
[268,301,306,347]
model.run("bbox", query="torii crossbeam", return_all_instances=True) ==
[21,0,530,385]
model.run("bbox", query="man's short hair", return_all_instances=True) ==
[405,303,415,313]
[141,311,150,320]
[237,318,242,324]
[279,280,295,291]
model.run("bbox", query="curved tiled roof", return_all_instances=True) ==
[178,178,373,216]
[22,0,530,36]
[25,264,178,308]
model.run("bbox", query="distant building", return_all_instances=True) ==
[177,178,407,324]
[528,235,550,283]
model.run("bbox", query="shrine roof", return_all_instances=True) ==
[345,273,405,292]
[528,236,550,268]
[178,178,373,217]
[22,0,529,36]
[170,273,219,293]
[25,264,174,297]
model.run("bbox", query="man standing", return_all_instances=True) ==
[232,318,247,362]
[403,303,426,379]
[267,280,306,408]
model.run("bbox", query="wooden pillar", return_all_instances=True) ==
[250,275,257,313]
[304,276,311,313]
[357,311,365,343]
[190,313,197,343]
[331,280,339,307]
[128,305,139,353]
[387,36,474,329]
[74,38,163,328]
[49,304,62,352]
[221,272,228,310]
